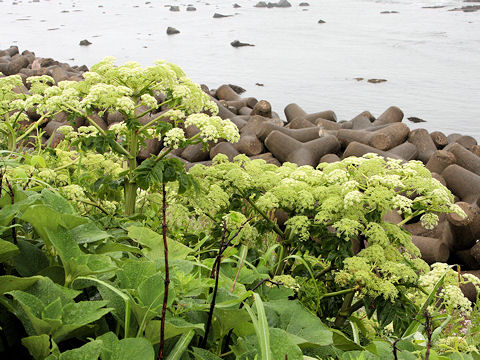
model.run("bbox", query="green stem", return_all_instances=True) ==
[323,287,357,299]
[124,132,139,216]
[396,210,423,227]
[315,264,333,279]
[16,113,49,145]
[240,191,285,239]
[64,104,133,158]
[334,291,356,328]
[125,300,131,338]
[274,245,285,276]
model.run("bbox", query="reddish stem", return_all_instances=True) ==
[157,183,169,360]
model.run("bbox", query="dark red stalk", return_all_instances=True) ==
[158,183,169,360]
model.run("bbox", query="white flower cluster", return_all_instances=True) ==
[420,212,439,230]
[163,128,186,149]
[324,169,349,184]
[184,114,239,143]
[109,122,128,136]
[77,126,99,138]
[439,285,472,314]
[369,174,404,188]
[165,109,185,122]
[392,194,413,215]
[140,94,158,109]
[344,190,363,208]
[115,96,136,116]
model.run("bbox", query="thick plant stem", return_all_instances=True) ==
[201,222,227,349]
[334,291,356,328]
[158,183,170,360]
[124,132,138,216]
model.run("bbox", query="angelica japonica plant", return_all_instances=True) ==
[183,153,466,331]
[2,58,239,215]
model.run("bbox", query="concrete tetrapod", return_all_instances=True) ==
[412,235,450,264]
[426,150,456,174]
[284,103,307,123]
[265,131,340,167]
[342,142,402,160]
[442,164,480,204]
[388,142,418,161]
[446,202,480,251]
[444,143,480,176]
[288,118,316,129]
[258,123,321,142]
[372,106,404,126]
[337,123,410,151]
[408,128,437,163]
[430,131,448,149]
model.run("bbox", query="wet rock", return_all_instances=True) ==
[276,0,292,7]
[254,1,267,7]
[166,26,180,35]
[299,2,309,6]
[233,3,241,8]
[380,10,399,14]
[256,83,264,86]
[367,78,387,83]
[186,6,196,11]
[407,116,426,123]
[449,5,480,12]
[170,5,180,11]
[79,39,92,46]
[318,19,326,23]
[231,40,255,47]
[228,84,246,94]
[213,13,233,18]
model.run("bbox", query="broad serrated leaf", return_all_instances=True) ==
[0,238,19,262]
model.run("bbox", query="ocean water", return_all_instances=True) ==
[1,0,479,139]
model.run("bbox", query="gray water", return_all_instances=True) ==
[1,0,480,139]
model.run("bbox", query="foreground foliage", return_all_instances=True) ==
[1,59,480,359]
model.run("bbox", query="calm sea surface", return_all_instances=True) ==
[1,0,479,139]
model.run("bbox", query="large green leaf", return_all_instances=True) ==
[40,189,75,215]
[21,205,87,247]
[97,332,155,360]
[270,328,303,360]
[127,226,192,260]
[0,238,19,262]
[70,222,110,244]
[44,226,116,283]
[14,239,49,276]
[21,334,57,360]
[263,299,333,347]
[191,348,222,360]
[145,318,204,344]
[116,259,156,290]
[57,340,102,360]
[0,275,42,295]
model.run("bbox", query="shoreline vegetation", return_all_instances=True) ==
[1,47,480,359]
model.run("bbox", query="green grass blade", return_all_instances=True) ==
[166,329,195,360]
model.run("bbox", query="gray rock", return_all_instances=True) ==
[233,3,241,8]
[213,13,232,18]
[299,2,309,6]
[186,6,196,11]
[318,19,326,23]
[166,26,180,35]
[170,5,180,11]
[254,1,267,7]
[79,39,92,46]
[231,40,255,47]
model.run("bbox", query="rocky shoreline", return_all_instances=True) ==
[1,45,479,299]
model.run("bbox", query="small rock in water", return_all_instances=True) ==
[79,39,92,46]
[449,5,480,12]
[276,0,292,7]
[318,19,326,23]
[354,77,364,81]
[254,1,267,7]
[170,5,180,11]
[299,2,309,6]
[186,6,196,11]
[229,84,246,94]
[166,26,180,35]
[367,78,387,83]
[255,83,264,86]
[231,40,255,47]
[408,117,427,123]
[213,13,232,18]
[380,10,399,14]
[233,3,241,8]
